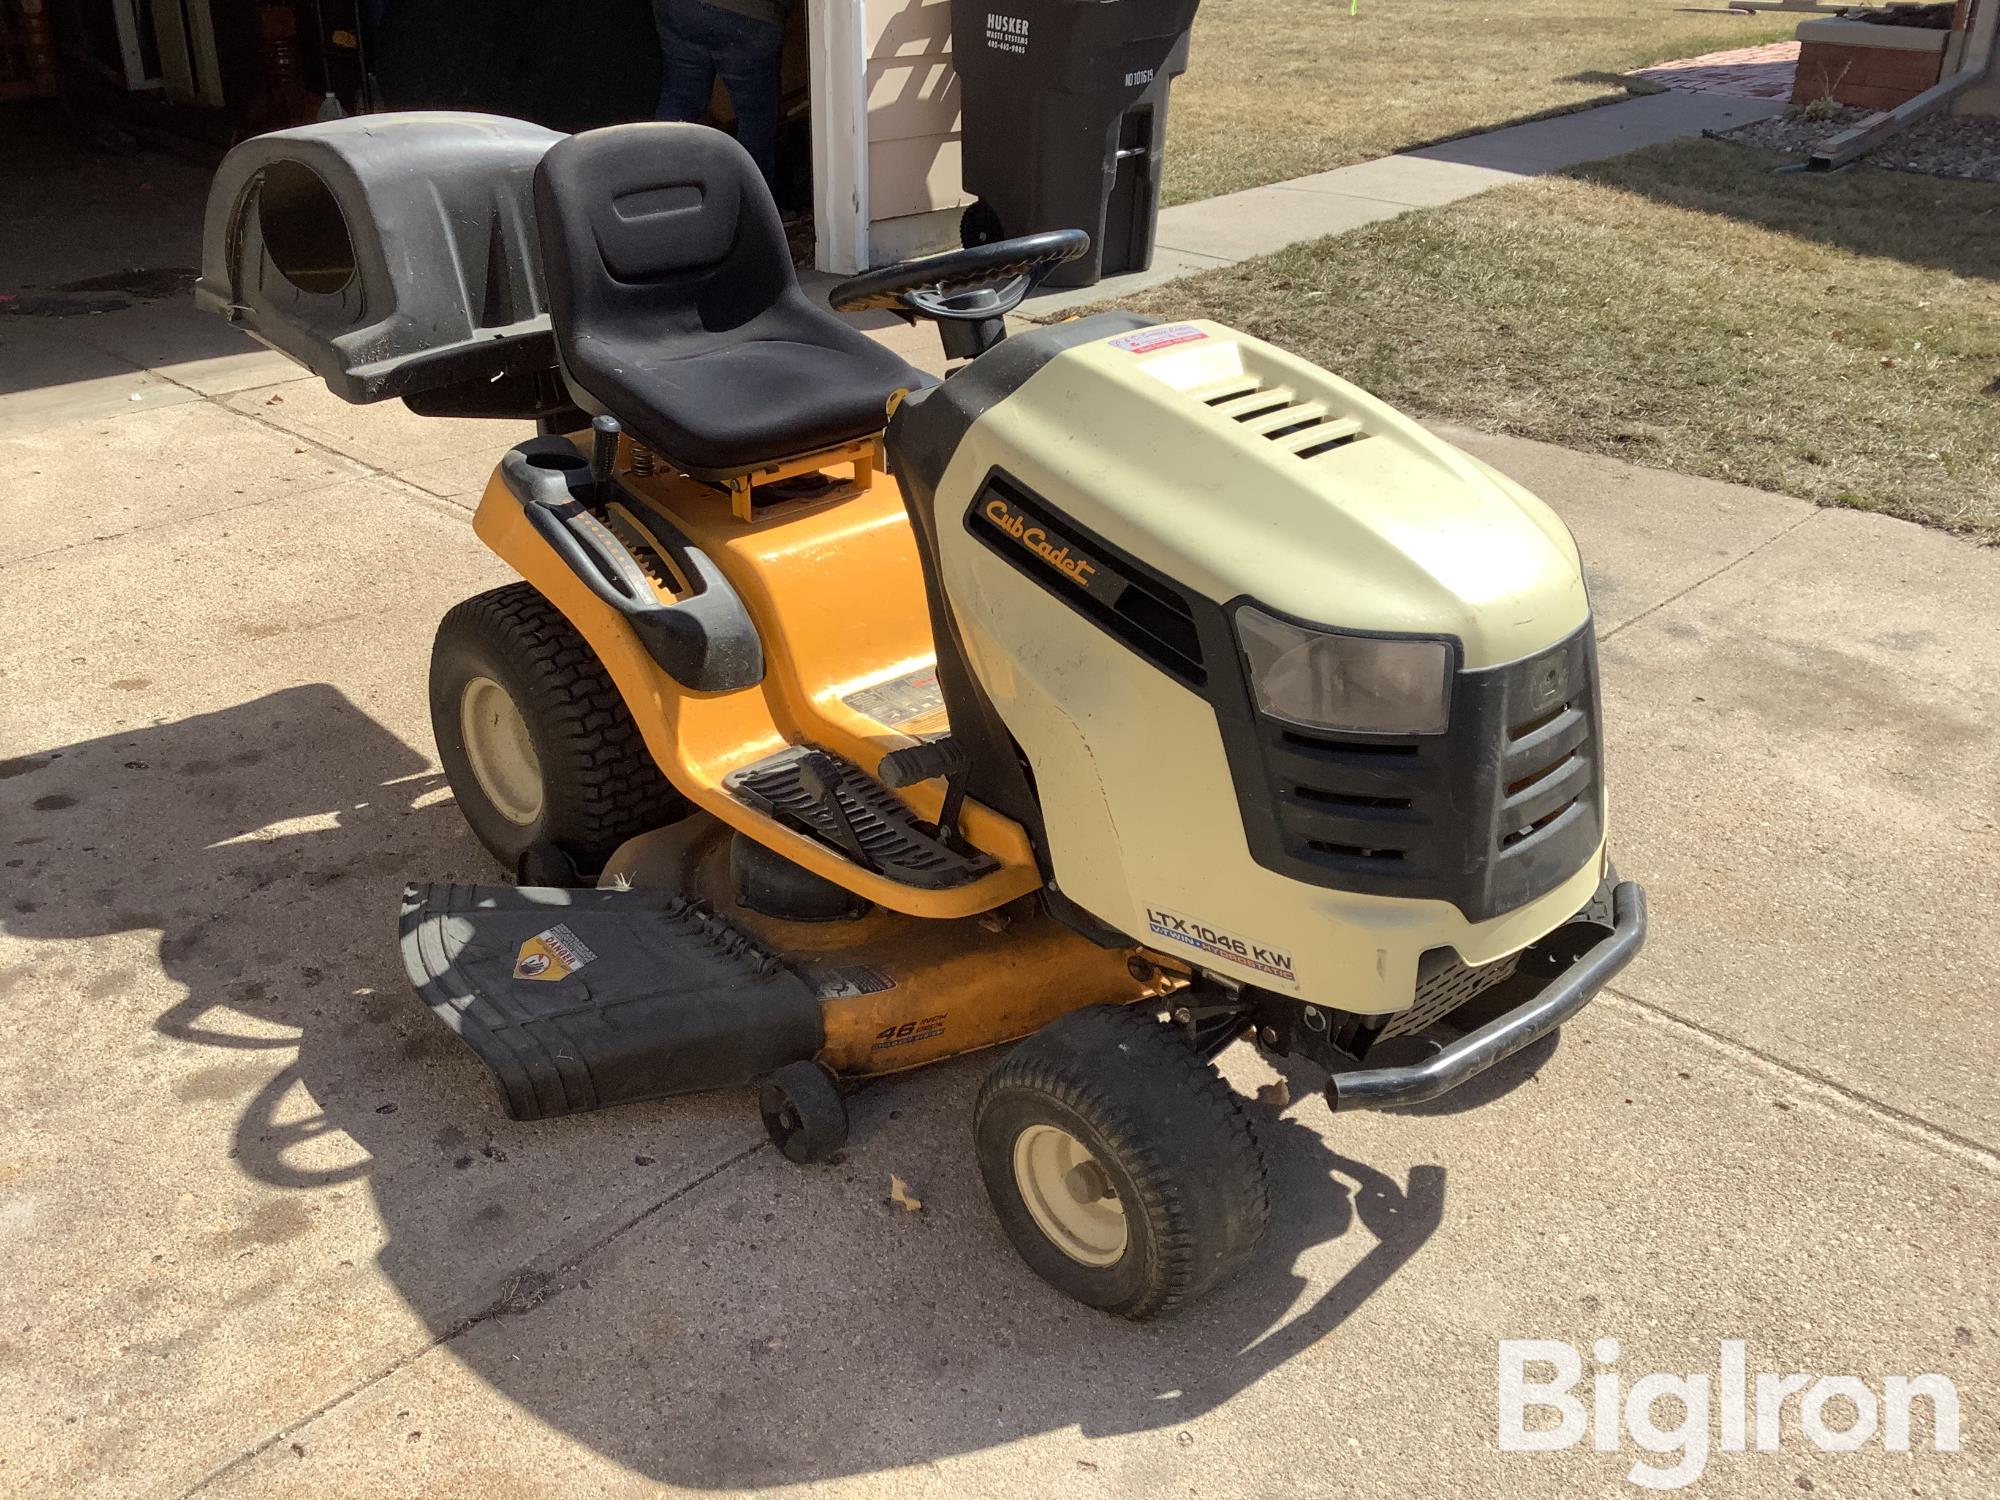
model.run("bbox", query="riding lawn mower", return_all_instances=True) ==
[197,114,1646,1318]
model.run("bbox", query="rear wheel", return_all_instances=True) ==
[430,583,688,883]
[974,1004,1270,1319]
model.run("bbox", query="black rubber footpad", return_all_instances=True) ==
[723,745,997,890]
[401,883,823,1120]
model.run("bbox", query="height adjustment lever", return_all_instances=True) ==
[589,414,621,494]
[876,737,969,789]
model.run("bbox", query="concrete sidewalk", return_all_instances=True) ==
[1028,90,1788,316]
[2,122,1995,1500]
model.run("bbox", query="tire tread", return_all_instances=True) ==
[975,1005,1270,1319]
[433,583,685,875]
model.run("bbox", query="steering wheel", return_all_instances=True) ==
[827,230,1090,325]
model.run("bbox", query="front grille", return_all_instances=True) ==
[1222,619,1605,922]
[1378,950,1522,1040]
[1499,698,1593,852]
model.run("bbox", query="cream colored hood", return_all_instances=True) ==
[972,319,1588,669]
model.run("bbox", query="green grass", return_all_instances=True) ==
[1163,0,1794,204]
[1121,139,2000,538]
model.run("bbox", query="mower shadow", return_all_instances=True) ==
[5,685,1457,1485]
[442,1059,1452,1487]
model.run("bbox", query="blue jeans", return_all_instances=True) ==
[652,0,785,186]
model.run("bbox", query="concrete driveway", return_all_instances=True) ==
[1,146,1995,1500]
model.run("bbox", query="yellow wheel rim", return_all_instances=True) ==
[1012,1123,1127,1267]
[459,676,543,827]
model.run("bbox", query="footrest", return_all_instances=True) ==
[723,745,998,890]
[400,883,823,1120]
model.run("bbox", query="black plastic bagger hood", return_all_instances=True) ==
[196,112,561,405]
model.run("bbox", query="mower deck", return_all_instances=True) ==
[400,883,822,1120]
[404,813,1175,1121]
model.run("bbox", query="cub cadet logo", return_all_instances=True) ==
[984,498,1097,587]
[1145,906,1298,988]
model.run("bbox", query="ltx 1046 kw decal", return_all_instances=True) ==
[1143,905,1298,989]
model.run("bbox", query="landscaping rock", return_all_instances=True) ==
[1719,106,2000,182]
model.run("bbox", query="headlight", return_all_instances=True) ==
[1234,605,1452,735]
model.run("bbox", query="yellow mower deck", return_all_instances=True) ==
[604,815,1180,1077]
[399,812,1177,1121]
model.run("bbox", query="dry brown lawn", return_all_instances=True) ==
[1122,140,2000,538]
[1164,0,1793,204]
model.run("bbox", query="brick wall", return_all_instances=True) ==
[1792,38,1945,110]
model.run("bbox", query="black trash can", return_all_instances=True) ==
[949,0,1200,289]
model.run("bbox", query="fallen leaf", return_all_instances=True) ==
[888,1175,923,1213]
[265,393,285,404]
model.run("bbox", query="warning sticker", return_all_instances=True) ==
[1142,905,1298,989]
[810,965,897,1001]
[513,923,598,983]
[843,667,950,739]
[1107,323,1208,355]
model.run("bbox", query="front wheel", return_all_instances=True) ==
[430,583,688,883]
[974,1005,1270,1319]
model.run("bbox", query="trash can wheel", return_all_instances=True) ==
[960,199,1004,249]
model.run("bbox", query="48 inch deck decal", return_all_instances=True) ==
[1144,905,1298,989]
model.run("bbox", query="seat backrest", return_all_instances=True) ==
[533,123,797,364]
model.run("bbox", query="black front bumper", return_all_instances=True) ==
[1327,880,1647,1112]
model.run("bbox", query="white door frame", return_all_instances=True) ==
[150,0,225,106]
[808,0,871,275]
[110,0,162,90]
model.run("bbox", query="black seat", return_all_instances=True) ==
[533,123,928,476]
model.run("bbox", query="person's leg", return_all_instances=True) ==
[708,9,786,186]
[652,0,718,122]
